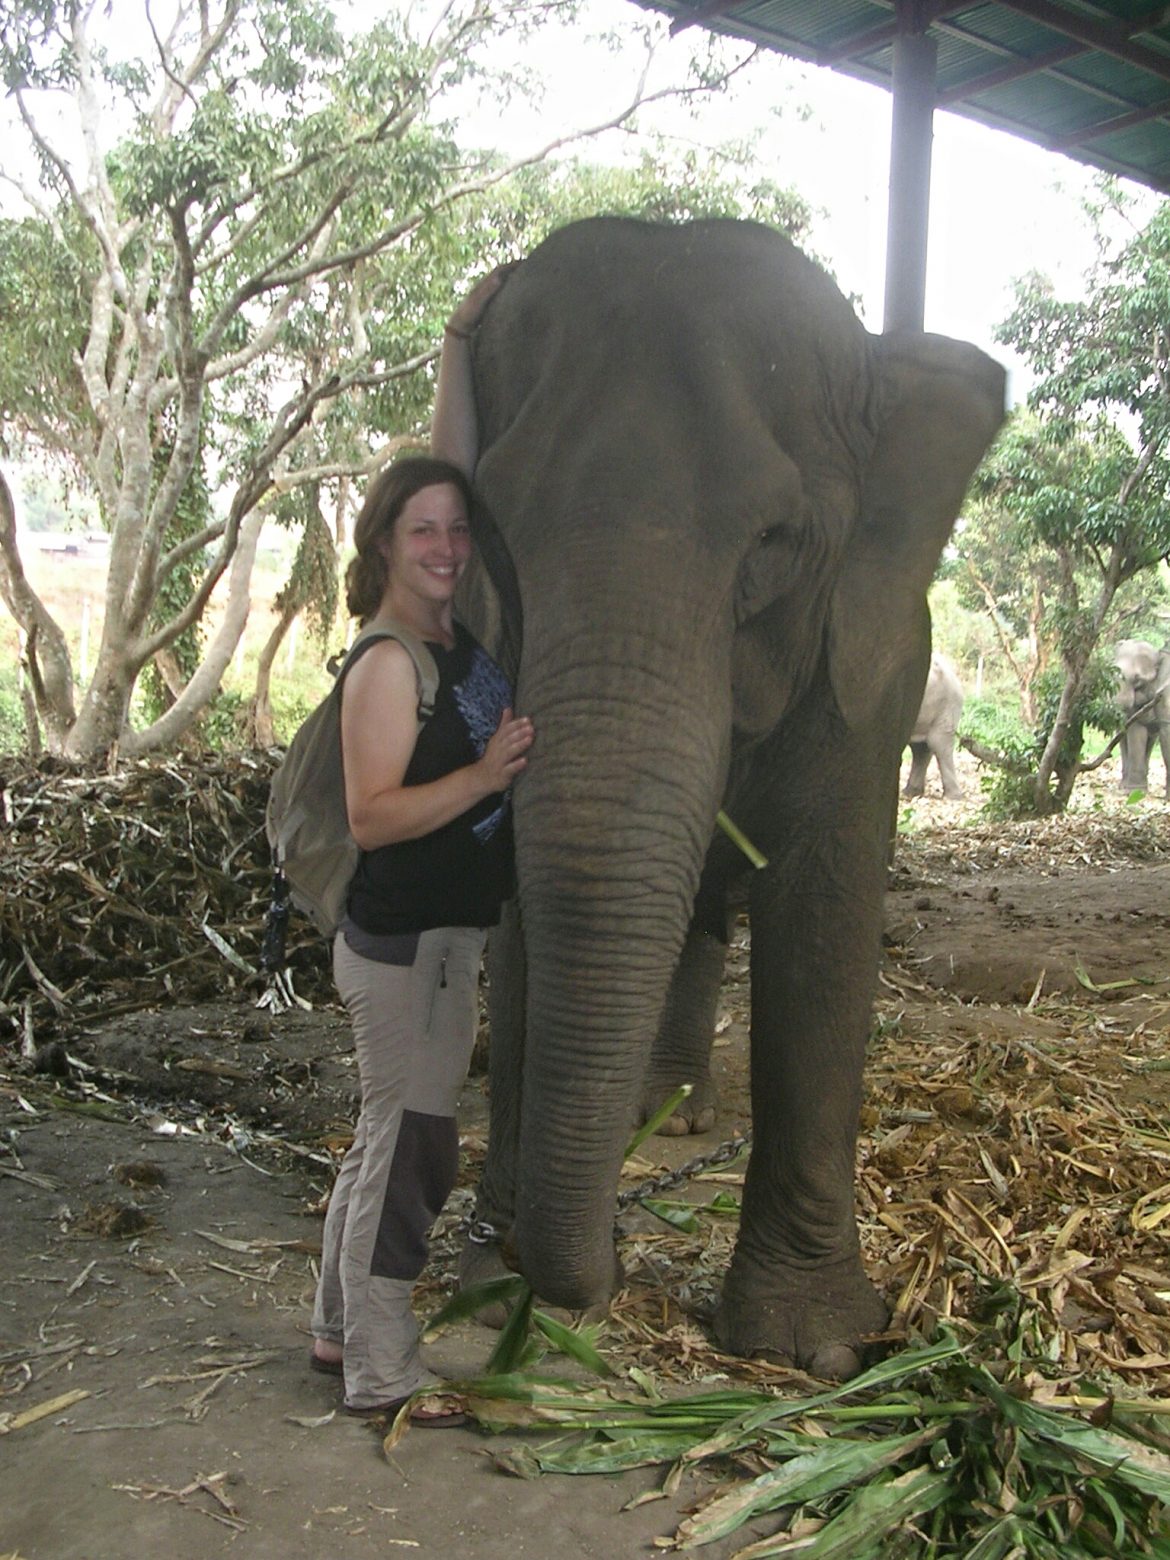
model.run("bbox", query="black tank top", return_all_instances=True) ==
[345,623,515,934]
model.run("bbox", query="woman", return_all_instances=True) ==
[310,272,531,1422]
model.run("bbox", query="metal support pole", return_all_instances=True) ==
[883,26,938,334]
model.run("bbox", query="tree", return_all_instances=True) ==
[954,197,1170,813]
[0,0,766,760]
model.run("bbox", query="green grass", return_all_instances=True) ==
[418,1283,1170,1556]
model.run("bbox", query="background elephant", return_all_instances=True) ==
[459,217,1004,1378]
[903,651,965,799]
[1115,639,1170,797]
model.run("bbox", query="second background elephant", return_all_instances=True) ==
[1115,639,1170,797]
[903,651,965,799]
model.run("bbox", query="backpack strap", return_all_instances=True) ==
[338,615,441,723]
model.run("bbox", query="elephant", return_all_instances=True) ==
[1115,639,1170,797]
[902,651,965,799]
[457,217,1005,1379]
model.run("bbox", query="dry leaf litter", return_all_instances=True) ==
[2,757,1170,1553]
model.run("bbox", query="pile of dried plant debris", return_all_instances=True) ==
[0,753,333,1048]
[897,805,1170,875]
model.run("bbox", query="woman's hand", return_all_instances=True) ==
[445,261,522,339]
[477,707,534,794]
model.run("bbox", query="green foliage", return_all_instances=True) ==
[0,214,95,458]
[278,489,337,637]
[0,664,29,755]
[961,695,1030,755]
[15,467,96,532]
[200,688,247,752]
[950,193,1170,810]
[449,1305,1170,1556]
[0,0,810,756]
[961,657,1118,819]
[138,439,213,725]
[963,696,1043,820]
[268,684,323,748]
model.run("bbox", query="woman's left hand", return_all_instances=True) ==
[446,261,522,339]
[476,707,534,793]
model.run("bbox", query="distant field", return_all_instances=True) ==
[2,531,338,746]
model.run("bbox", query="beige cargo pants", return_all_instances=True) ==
[311,924,485,1410]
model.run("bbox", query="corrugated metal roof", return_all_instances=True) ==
[636,0,1170,194]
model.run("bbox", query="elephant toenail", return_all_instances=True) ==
[807,1342,863,1381]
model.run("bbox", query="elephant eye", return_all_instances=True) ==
[756,525,782,546]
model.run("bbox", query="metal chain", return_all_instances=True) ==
[615,1130,751,1209]
[458,1130,752,1245]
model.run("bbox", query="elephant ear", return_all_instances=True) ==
[827,333,1005,727]
[457,499,523,684]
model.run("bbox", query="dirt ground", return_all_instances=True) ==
[2,754,1168,1560]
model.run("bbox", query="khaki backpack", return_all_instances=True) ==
[265,617,440,937]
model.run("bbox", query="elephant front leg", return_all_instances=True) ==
[1120,723,1151,793]
[713,839,889,1380]
[933,735,964,799]
[641,926,727,1135]
[902,741,930,797]
[1157,722,1170,798]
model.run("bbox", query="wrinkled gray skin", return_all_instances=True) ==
[1116,639,1170,797]
[458,218,1005,1379]
[903,652,965,799]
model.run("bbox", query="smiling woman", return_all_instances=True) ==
[307,306,535,1420]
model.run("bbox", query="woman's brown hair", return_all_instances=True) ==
[345,456,475,622]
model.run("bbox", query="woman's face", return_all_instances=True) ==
[380,482,472,606]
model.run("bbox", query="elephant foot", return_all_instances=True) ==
[713,1258,889,1381]
[641,1072,717,1136]
[457,1233,518,1329]
[457,1233,610,1331]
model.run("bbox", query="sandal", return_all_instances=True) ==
[344,1391,470,1428]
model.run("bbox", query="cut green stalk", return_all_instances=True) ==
[753,1464,953,1560]
[625,1083,692,1157]
[673,1426,939,1548]
[421,1273,528,1339]
[532,1310,612,1377]
[716,808,768,869]
[486,1284,534,1375]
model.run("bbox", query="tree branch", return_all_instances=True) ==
[271,431,420,492]
[0,467,76,747]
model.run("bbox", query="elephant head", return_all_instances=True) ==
[1115,639,1170,714]
[462,218,1004,1354]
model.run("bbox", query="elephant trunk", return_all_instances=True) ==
[510,626,728,1308]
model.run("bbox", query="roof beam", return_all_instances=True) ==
[932,6,1170,111]
[995,0,1170,86]
[668,0,741,37]
[1048,93,1170,146]
[935,40,1086,105]
[814,1,968,66]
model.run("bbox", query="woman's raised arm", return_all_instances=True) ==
[430,264,518,478]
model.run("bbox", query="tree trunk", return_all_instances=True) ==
[0,470,76,752]
[246,595,299,748]
[123,508,265,755]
